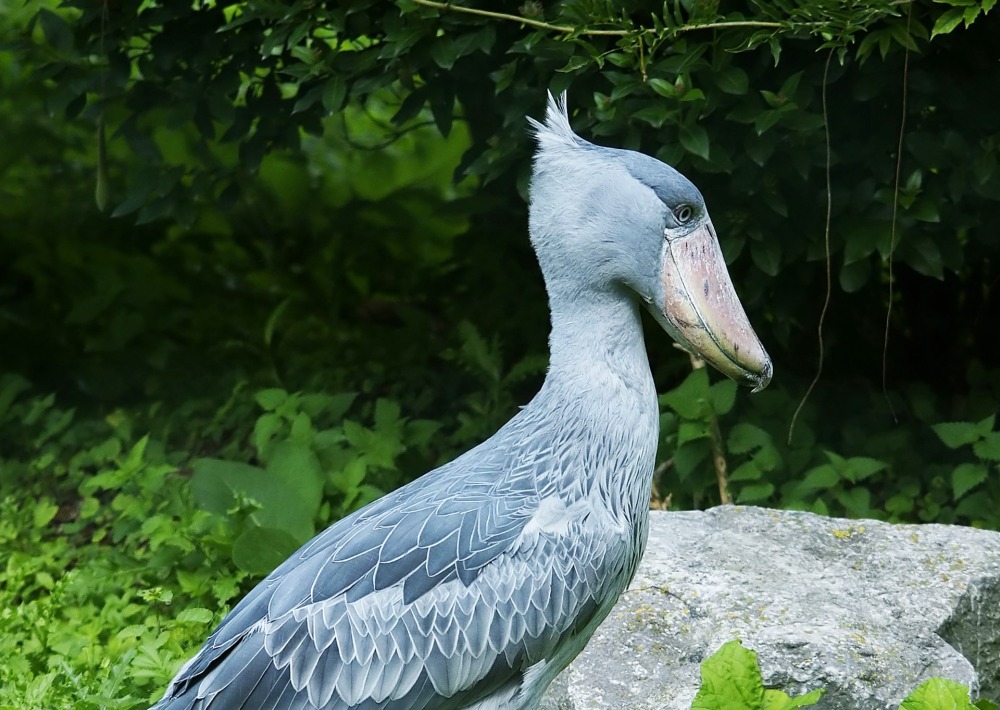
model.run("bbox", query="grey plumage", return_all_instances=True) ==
[152,92,770,710]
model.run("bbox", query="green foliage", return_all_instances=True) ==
[692,640,824,709]
[693,641,998,709]
[2,0,1000,706]
[900,677,995,709]
[0,379,247,709]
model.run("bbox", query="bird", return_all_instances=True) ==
[152,92,772,710]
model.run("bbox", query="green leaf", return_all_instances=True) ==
[692,640,764,709]
[710,379,738,415]
[931,9,965,39]
[37,9,74,54]
[232,525,301,575]
[843,456,888,482]
[175,608,215,625]
[737,482,774,503]
[430,40,458,70]
[33,501,59,529]
[973,432,1000,461]
[557,55,590,73]
[932,421,986,448]
[264,298,293,347]
[191,450,320,543]
[674,439,712,480]
[680,124,711,160]
[716,67,749,95]
[290,411,315,443]
[900,677,975,709]
[835,487,871,516]
[754,109,784,135]
[730,461,762,482]
[728,423,771,455]
[952,462,988,500]
[649,78,677,98]
[253,413,283,455]
[322,76,347,113]
[839,260,871,293]
[255,388,288,411]
[663,368,710,419]
[633,104,673,128]
[679,420,711,445]
[799,464,840,491]
[763,687,824,709]
[751,240,782,276]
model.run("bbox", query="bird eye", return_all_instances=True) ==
[674,204,694,224]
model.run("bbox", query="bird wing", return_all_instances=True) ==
[156,439,624,710]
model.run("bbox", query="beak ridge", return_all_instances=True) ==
[659,222,772,390]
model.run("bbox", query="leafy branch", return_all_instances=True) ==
[409,0,812,38]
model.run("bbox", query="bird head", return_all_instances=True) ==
[528,92,771,391]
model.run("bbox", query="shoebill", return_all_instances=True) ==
[152,92,771,710]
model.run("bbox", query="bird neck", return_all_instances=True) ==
[523,283,659,532]
[544,284,654,397]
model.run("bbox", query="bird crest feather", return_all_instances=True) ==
[528,91,582,149]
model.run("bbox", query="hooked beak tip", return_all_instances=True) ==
[746,358,773,393]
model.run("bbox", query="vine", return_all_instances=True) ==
[789,48,835,445]
[883,2,914,423]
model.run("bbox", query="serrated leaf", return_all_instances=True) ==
[843,456,888,482]
[253,413,282,456]
[710,379,738,415]
[952,462,988,500]
[678,420,711,445]
[663,368,710,419]
[692,640,764,709]
[800,464,840,491]
[973,432,1000,461]
[932,421,983,448]
[730,461,762,482]
[728,423,771,455]
[673,439,712,480]
[763,687,824,709]
[835,487,871,516]
[900,677,975,709]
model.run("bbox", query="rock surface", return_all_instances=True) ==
[541,506,1000,709]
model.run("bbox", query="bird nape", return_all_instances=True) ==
[151,92,770,710]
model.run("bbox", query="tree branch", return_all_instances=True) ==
[408,0,791,37]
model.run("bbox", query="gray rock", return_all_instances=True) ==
[541,506,1000,709]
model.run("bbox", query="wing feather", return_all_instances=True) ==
[153,416,632,710]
